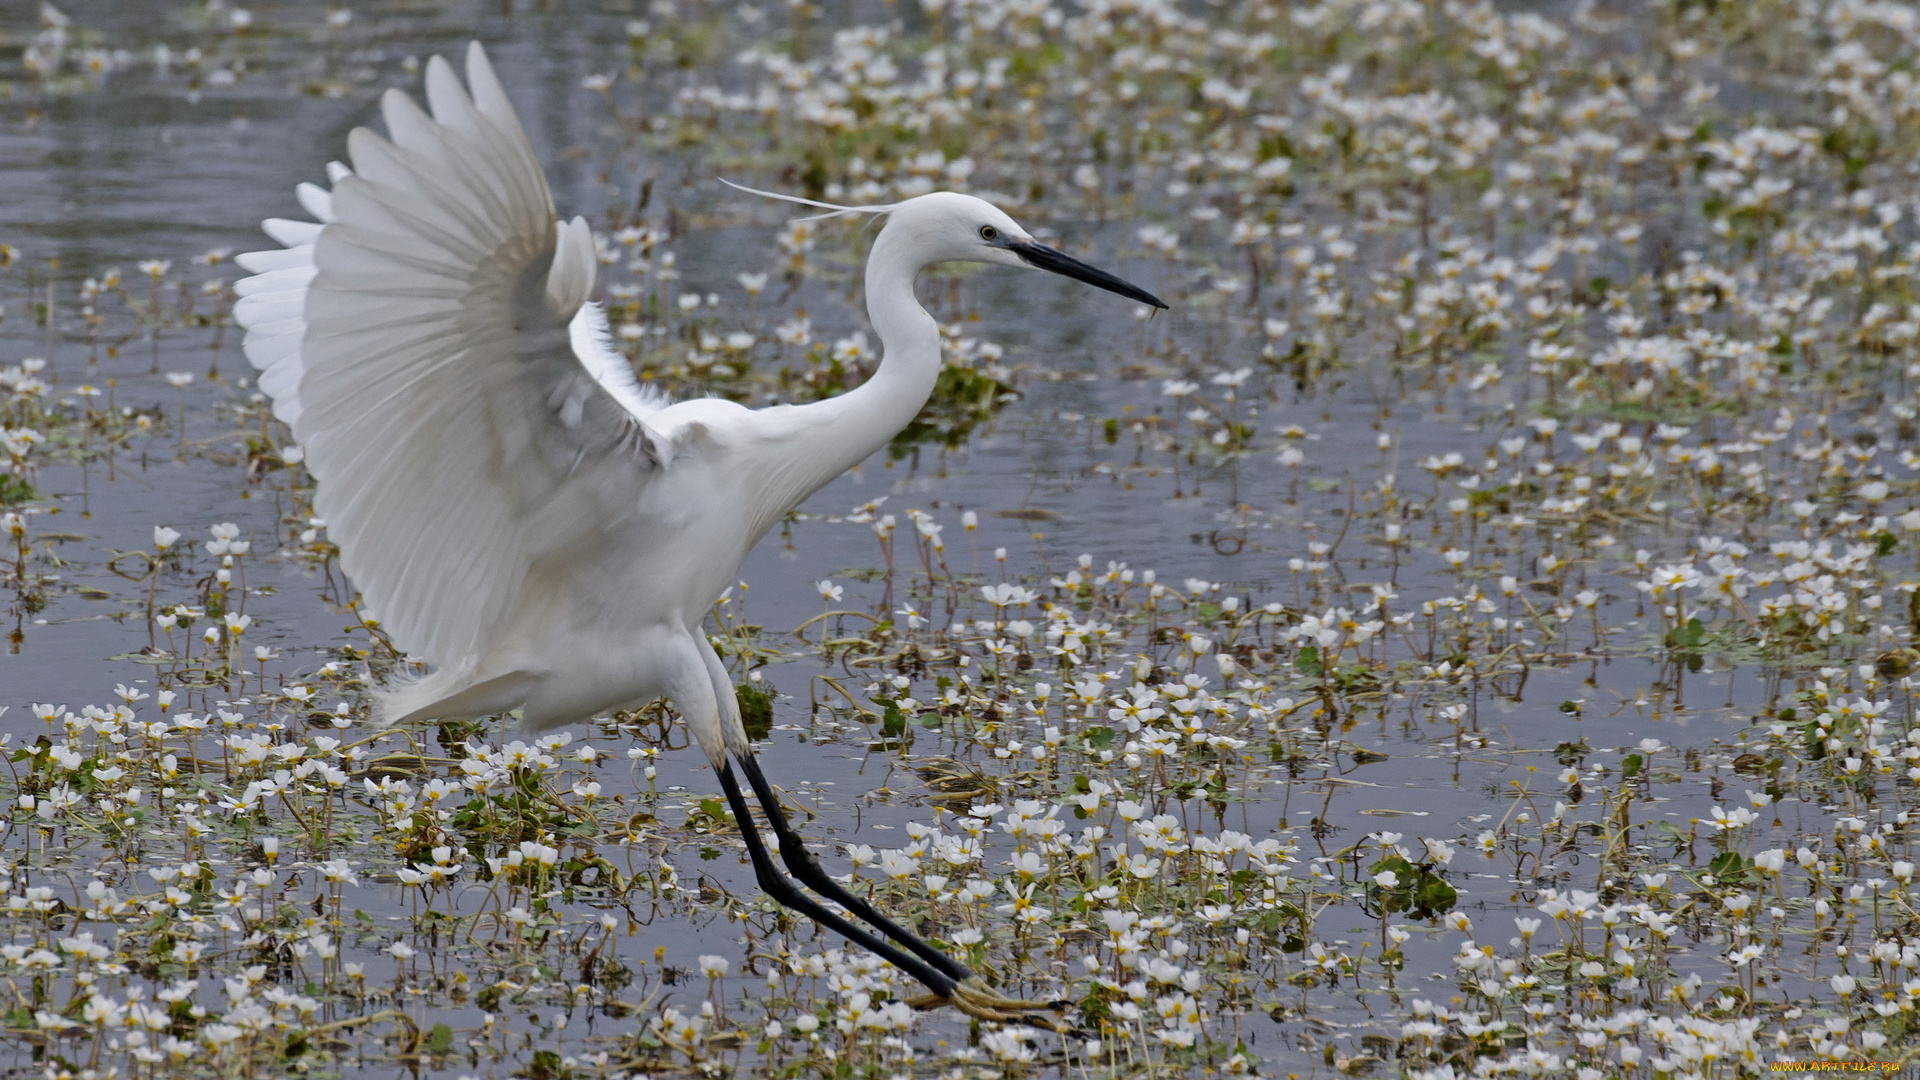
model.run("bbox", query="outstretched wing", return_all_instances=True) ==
[233,43,670,668]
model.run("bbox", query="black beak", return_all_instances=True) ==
[1007,239,1168,310]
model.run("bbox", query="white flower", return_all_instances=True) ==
[981,582,1038,608]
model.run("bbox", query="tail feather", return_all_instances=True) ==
[371,665,544,727]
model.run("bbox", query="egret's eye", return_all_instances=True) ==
[979,225,999,242]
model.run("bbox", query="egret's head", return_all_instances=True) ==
[884,192,1168,309]
[720,180,1168,310]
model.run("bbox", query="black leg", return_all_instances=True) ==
[713,761,958,998]
[734,749,973,985]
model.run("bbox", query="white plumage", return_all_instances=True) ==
[235,45,693,726]
[233,43,1163,1021]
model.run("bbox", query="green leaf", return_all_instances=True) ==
[735,683,774,741]
[1621,753,1643,780]
[1553,739,1591,766]
[1414,875,1458,919]
[427,1023,453,1054]
[526,1048,567,1080]
[1083,726,1117,750]
[1294,646,1323,678]
[1707,851,1747,882]
[0,474,37,506]
[1667,616,1707,650]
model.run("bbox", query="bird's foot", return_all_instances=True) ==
[905,978,1077,1033]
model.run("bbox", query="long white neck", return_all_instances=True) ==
[759,222,943,508]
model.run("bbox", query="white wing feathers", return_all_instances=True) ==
[568,299,670,454]
[233,42,671,669]
[548,215,596,311]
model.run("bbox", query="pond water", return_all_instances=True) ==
[3,1,1918,1077]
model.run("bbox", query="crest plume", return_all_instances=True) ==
[720,178,897,222]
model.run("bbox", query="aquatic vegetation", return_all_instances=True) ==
[6,0,1920,1076]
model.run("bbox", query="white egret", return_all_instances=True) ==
[231,43,1164,1025]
